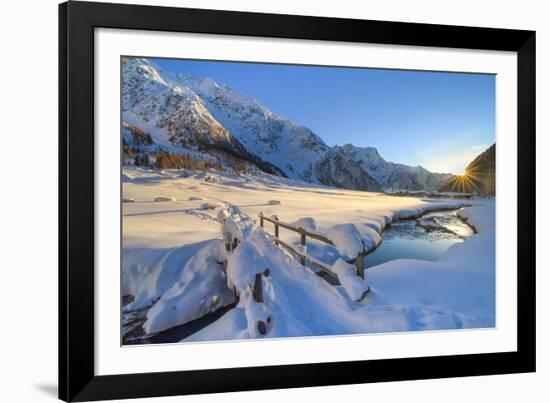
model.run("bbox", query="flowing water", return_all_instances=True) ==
[122,301,236,345]
[365,209,474,269]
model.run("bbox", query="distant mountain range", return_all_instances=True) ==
[122,57,458,192]
[440,144,495,196]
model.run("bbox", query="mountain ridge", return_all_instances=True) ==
[122,57,456,192]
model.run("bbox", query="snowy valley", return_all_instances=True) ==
[122,167,495,343]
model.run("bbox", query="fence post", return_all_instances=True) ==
[355,241,366,279]
[252,273,268,335]
[224,230,232,252]
[300,230,306,266]
[274,217,279,245]
[252,273,264,303]
[257,320,267,335]
[259,212,264,228]
[355,253,365,279]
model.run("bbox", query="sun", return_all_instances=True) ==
[447,165,483,193]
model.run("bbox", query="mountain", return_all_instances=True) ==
[122,57,454,192]
[122,58,284,176]
[440,144,495,195]
[314,147,383,192]
[165,70,330,183]
[337,144,455,191]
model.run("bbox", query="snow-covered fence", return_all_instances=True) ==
[349,242,367,279]
[226,240,274,336]
[260,213,336,245]
[259,212,367,280]
[263,233,338,278]
[218,213,243,253]
[252,273,264,303]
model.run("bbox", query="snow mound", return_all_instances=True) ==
[226,239,267,291]
[200,202,220,210]
[325,223,367,260]
[226,237,276,337]
[457,205,493,234]
[143,240,235,334]
[217,204,255,239]
[332,259,370,301]
[289,217,316,232]
[220,216,243,243]
[123,241,212,310]
[353,224,382,251]
[154,196,176,202]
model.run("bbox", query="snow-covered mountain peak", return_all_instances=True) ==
[124,57,166,84]
[171,73,222,96]
[122,57,455,192]
[340,144,383,162]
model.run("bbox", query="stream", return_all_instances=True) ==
[364,209,474,269]
[122,301,236,345]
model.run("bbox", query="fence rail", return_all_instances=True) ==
[264,233,338,278]
[259,212,366,279]
[260,213,335,246]
[220,212,370,335]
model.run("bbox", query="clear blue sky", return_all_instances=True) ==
[152,58,495,175]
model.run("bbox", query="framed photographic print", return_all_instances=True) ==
[59,1,536,401]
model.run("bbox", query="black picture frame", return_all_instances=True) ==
[59,1,536,401]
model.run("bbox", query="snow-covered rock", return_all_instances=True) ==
[143,240,235,334]
[200,202,220,209]
[154,196,176,202]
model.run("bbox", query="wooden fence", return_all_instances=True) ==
[222,213,369,336]
[259,212,366,279]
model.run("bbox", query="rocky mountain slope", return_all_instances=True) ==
[314,148,383,192]
[122,57,455,192]
[336,144,454,191]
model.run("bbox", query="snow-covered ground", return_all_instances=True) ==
[122,166,495,342]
